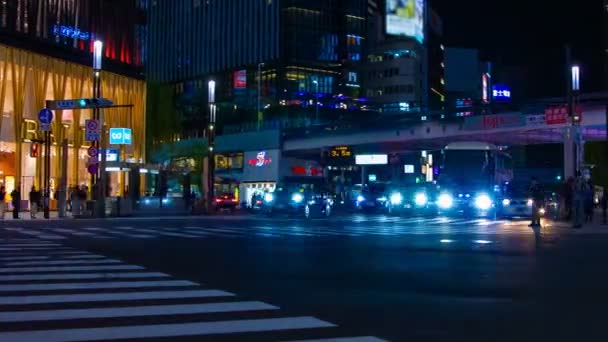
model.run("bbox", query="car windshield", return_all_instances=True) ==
[505,184,529,197]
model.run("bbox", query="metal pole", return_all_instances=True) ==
[97,107,107,218]
[604,105,608,224]
[257,63,264,130]
[58,139,68,218]
[43,130,50,219]
[207,81,216,214]
[315,82,319,123]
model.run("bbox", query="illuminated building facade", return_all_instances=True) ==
[0,0,146,198]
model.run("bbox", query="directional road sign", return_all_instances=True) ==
[87,146,99,158]
[38,108,53,124]
[85,119,100,142]
[46,98,113,110]
[87,163,98,175]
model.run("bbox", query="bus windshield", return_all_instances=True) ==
[441,150,494,186]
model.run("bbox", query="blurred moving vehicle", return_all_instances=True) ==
[262,180,334,218]
[498,183,534,218]
[214,193,239,212]
[385,183,439,216]
[350,183,388,212]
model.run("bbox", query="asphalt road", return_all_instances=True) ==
[1,214,608,341]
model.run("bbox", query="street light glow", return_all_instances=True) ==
[93,40,103,70]
[571,65,580,91]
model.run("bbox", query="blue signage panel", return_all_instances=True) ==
[52,25,90,40]
[38,108,53,124]
[109,128,132,145]
[492,85,511,101]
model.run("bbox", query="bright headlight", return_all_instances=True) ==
[414,192,428,206]
[502,199,511,206]
[264,193,274,202]
[475,194,492,210]
[390,193,402,205]
[378,196,387,202]
[292,193,304,203]
[527,199,533,207]
[357,195,365,202]
[438,193,453,209]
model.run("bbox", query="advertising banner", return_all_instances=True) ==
[386,0,425,43]
[463,113,525,131]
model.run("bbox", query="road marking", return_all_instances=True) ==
[4,228,66,239]
[285,337,388,342]
[0,272,170,282]
[0,301,277,322]
[70,232,97,236]
[0,247,74,252]
[0,289,234,305]
[0,264,144,273]
[0,280,197,292]
[0,251,94,257]
[121,234,156,238]
[0,243,61,247]
[3,259,122,266]
[61,254,105,259]
[0,256,49,261]
[0,316,334,341]
[161,232,201,238]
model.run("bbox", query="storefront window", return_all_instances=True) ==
[215,152,244,170]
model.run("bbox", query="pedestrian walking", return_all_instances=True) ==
[0,186,6,219]
[528,177,544,227]
[29,186,41,219]
[10,185,20,219]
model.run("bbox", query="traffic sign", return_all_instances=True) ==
[85,119,100,142]
[46,98,113,110]
[87,146,99,158]
[38,108,53,124]
[109,128,132,145]
[40,123,51,132]
[87,163,98,174]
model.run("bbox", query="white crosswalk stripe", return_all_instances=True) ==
[0,240,386,341]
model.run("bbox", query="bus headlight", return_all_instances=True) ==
[292,193,304,203]
[502,199,511,206]
[527,199,533,207]
[357,195,365,203]
[475,194,492,210]
[390,193,402,205]
[414,192,428,206]
[437,193,453,209]
[264,193,274,202]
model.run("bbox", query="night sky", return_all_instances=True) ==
[433,0,605,98]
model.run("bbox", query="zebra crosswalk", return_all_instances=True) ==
[0,238,386,341]
[0,216,582,241]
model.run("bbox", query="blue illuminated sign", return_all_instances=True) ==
[492,85,511,101]
[109,128,132,145]
[52,25,90,40]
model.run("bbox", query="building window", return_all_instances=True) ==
[215,152,244,170]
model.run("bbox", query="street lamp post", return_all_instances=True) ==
[257,63,264,130]
[92,40,103,195]
[313,80,319,122]
[93,40,106,218]
[207,80,216,214]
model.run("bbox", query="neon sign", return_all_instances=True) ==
[247,151,272,167]
[52,25,90,40]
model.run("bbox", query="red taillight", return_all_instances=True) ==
[256,200,262,205]
[231,199,238,202]
[215,199,222,203]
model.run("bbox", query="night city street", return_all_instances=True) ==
[1,214,608,341]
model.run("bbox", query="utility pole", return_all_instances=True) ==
[93,40,104,217]
[92,41,102,196]
[257,63,264,131]
[207,80,216,214]
[313,80,319,123]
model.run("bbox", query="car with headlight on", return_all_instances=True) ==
[262,182,333,219]
[435,184,497,218]
[498,184,535,218]
[351,183,388,212]
[385,183,439,216]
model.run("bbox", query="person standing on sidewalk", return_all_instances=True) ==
[528,177,544,227]
[29,186,41,219]
[0,186,6,219]
[10,185,20,219]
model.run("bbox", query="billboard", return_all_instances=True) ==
[355,154,388,165]
[233,70,247,89]
[386,0,425,43]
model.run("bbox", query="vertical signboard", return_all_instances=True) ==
[386,0,425,43]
